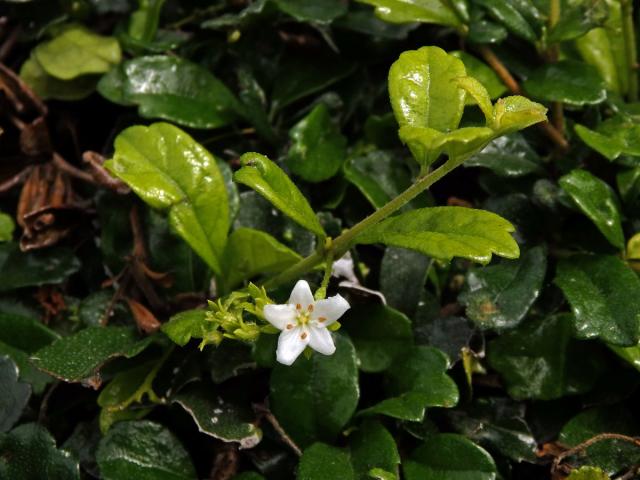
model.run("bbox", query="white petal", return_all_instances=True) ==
[312,294,350,326]
[308,327,336,356]
[276,327,310,366]
[288,280,315,309]
[263,304,297,330]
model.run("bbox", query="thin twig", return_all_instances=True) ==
[253,403,302,457]
[0,25,20,62]
[553,433,640,474]
[52,152,97,185]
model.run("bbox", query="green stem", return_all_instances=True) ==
[263,157,461,290]
[621,0,639,102]
[314,249,334,301]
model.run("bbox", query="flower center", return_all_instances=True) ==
[294,303,313,326]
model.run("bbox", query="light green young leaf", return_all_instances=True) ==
[34,25,121,80]
[106,123,230,274]
[0,213,14,242]
[575,117,640,161]
[161,309,207,347]
[566,467,610,480]
[491,96,547,134]
[222,228,301,290]
[455,76,494,122]
[287,103,347,182]
[559,169,624,249]
[234,152,324,237]
[20,55,98,101]
[356,0,463,28]
[451,51,507,101]
[128,0,166,43]
[355,206,519,265]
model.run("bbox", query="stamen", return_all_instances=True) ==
[286,324,294,330]
[300,332,308,340]
[296,304,301,310]
[318,316,327,323]
[307,304,314,312]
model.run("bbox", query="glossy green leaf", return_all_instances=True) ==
[0,356,30,432]
[566,467,610,480]
[488,314,603,399]
[98,56,239,129]
[403,433,497,480]
[523,60,607,106]
[127,0,166,43]
[450,51,507,101]
[349,421,400,480]
[360,346,459,421]
[34,25,121,80]
[575,117,640,161]
[547,0,608,43]
[459,246,547,331]
[0,212,15,242]
[491,96,548,134]
[173,384,261,448]
[298,443,355,480]
[356,0,463,28]
[0,243,81,291]
[161,309,207,347]
[559,169,624,249]
[342,304,413,372]
[555,255,640,346]
[465,133,543,177]
[355,207,519,265]
[96,420,196,480]
[474,0,536,42]
[286,104,347,182]
[270,333,359,447]
[222,228,301,291]
[0,423,79,480]
[234,152,324,236]
[273,0,347,23]
[106,122,230,273]
[388,46,467,132]
[0,342,52,395]
[560,407,640,475]
[379,247,431,318]
[0,312,60,353]
[31,326,152,384]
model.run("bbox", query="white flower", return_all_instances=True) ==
[263,280,350,365]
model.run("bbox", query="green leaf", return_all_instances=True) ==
[286,104,347,182]
[559,169,624,249]
[0,243,81,291]
[403,434,497,480]
[0,423,79,480]
[298,443,355,480]
[547,0,608,43]
[523,60,607,106]
[98,56,239,129]
[474,0,537,42]
[342,304,413,373]
[491,96,548,134]
[379,247,431,318]
[273,0,347,23]
[388,46,467,132]
[0,356,30,433]
[566,467,610,480]
[349,421,400,480]
[355,206,519,265]
[161,309,207,347]
[360,346,459,421]
[0,312,60,353]
[0,342,52,395]
[222,228,301,291]
[96,420,196,480]
[173,384,262,449]
[575,117,640,161]
[356,0,463,28]
[234,152,324,237]
[465,133,543,177]
[450,51,507,101]
[0,212,15,242]
[459,246,547,331]
[270,333,359,447]
[560,407,640,475]
[487,314,603,399]
[127,0,166,43]
[34,25,121,80]
[31,326,152,384]
[555,255,640,346]
[106,122,230,274]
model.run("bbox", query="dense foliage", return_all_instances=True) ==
[1,0,640,479]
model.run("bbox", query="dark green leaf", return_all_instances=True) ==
[106,122,230,274]
[342,304,413,372]
[270,333,359,447]
[523,60,607,106]
[98,56,239,129]
[96,420,196,480]
[234,152,324,236]
[488,314,603,399]
[31,326,152,384]
[465,133,543,177]
[403,433,497,480]
[474,0,537,42]
[0,356,31,432]
[298,443,355,480]
[0,312,60,352]
[379,247,430,318]
[349,420,400,480]
[555,255,640,346]
[286,104,347,182]
[0,423,79,480]
[575,116,640,161]
[459,246,547,330]
[547,0,608,43]
[355,207,519,265]
[356,0,462,28]
[273,0,347,23]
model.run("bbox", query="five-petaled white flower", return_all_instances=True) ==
[263,280,350,365]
